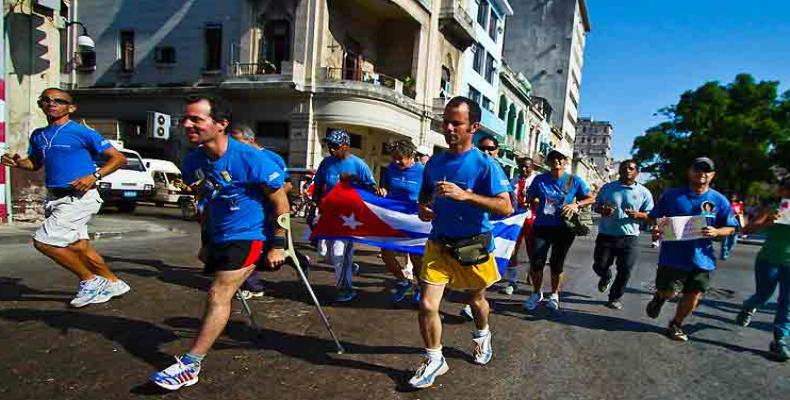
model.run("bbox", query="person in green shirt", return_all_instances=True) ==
[735,178,790,361]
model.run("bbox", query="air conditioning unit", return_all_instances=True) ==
[148,111,171,140]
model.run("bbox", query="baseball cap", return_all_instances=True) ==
[324,129,350,146]
[691,157,715,171]
[547,148,569,160]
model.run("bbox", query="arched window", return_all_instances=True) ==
[506,104,516,136]
[498,95,508,120]
[259,19,291,72]
[516,111,525,141]
[440,66,452,98]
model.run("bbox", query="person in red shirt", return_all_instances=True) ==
[502,157,538,295]
[722,193,745,260]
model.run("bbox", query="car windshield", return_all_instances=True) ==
[95,152,146,172]
[165,173,182,182]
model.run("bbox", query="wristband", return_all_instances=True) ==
[270,236,287,249]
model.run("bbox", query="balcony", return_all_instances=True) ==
[439,0,476,50]
[480,107,506,139]
[320,67,416,100]
[226,60,304,83]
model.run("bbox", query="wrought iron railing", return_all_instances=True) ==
[323,67,416,99]
[230,62,278,76]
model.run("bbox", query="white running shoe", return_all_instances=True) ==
[523,292,543,311]
[472,331,493,365]
[459,304,475,321]
[408,356,449,389]
[69,277,110,308]
[236,290,254,300]
[93,279,131,303]
[150,355,201,391]
[546,293,560,311]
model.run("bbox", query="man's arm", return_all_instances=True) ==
[263,186,290,268]
[70,147,126,191]
[434,181,512,216]
[1,153,42,171]
[742,207,780,235]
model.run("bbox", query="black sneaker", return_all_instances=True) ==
[606,299,624,310]
[646,296,666,319]
[770,339,790,362]
[597,271,613,293]
[735,307,756,327]
[666,320,688,342]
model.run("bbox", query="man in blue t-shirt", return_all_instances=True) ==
[379,139,425,304]
[312,129,376,303]
[592,160,654,309]
[645,157,738,342]
[409,97,512,389]
[2,88,130,308]
[151,95,289,391]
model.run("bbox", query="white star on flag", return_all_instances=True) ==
[341,213,363,230]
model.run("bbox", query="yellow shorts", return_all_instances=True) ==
[419,240,501,290]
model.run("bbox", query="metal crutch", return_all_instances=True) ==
[236,289,263,334]
[277,213,346,354]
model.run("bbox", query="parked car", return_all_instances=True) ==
[144,158,188,206]
[95,141,154,213]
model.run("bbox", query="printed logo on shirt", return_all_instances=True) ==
[268,171,281,182]
[700,201,716,218]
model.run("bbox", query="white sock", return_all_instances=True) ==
[426,347,443,361]
[474,326,490,338]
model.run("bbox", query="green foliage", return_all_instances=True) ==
[631,74,790,195]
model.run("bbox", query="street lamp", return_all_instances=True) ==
[65,21,96,70]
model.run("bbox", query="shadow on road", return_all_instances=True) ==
[104,256,211,292]
[0,277,73,303]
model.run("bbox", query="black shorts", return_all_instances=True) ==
[655,266,711,294]
[203,240,264,274]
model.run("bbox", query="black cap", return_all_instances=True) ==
[691,157,715,171]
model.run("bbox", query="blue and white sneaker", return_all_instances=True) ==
[93,279,131,304]
[472,331,493,365]
[390,281,411,304]
[408,356,449,389]
[150,355,201,391]
[69,276,110,308]
[411,286,422,306]
[459,304,475,321]
[334,289,359,303]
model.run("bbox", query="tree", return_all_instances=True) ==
[631,74,790,195]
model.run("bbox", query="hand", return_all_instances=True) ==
[70,174,98,191]
[597,204,615,217]
[651,224,663,241]
[701,226,720,238]
[435,181,469,201]
[1,153,21,167]
[768,210,781,223]
[624,208,641,219]
[265,248,286,270]
[418,204,435,222]
[376,187,388,197]
[561,202,579,217]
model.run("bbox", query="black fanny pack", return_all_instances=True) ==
[439,232,492,266]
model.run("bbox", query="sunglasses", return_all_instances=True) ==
[692,166,714,173]
[38,96,72,106]
[327,143,343,150]
[478,145,497,152]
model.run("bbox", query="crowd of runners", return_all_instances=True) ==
[3,88,789,391]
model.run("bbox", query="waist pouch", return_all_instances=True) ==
[439,232,492,266]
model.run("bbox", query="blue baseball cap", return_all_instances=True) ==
[324,129,350,146]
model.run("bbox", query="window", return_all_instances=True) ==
[440,66,452,98]
[472,43,484,74]
[468,86,481,105]
[263,20,291,72]
[482,96,491,111]
[119,30,134,72]
[476,0,489,28]
[484,53,495,83]
[488,11,498,41]
[204,23,223,71]
[154,46,176,64]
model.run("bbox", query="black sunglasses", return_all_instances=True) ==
[692,165,714,173]
[38,96,72,106]
[478,145,497,152]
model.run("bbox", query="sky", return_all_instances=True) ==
[580,0,790,161]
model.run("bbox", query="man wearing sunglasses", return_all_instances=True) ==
[646,157,738,341]
[591,160,654,310]
[1,88,130,308]
[312,129,376,302]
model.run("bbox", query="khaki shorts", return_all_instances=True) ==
[420,240,500,290]
[34,189,103,247]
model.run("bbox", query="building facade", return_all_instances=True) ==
[69,0,478,184]
[574,116,613,178]
[503,0,590,154]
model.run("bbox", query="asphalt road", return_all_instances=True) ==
[0,205,788,400]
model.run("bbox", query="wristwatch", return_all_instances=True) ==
[93,171,102,180]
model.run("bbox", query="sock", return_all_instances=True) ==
[474,326,490,338]
[426,347,443,362]
[183,352,205,364]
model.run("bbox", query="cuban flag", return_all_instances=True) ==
[310,182,528,276]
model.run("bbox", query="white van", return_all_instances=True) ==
[143,158,185,205]
[95,141,154,212]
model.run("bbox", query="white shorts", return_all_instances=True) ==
[34,189,103,247]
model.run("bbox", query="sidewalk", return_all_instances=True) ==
[0,214,179,245]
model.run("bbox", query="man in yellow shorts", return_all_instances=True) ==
[409,96,513,389]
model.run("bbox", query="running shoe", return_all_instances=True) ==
[390,280,411,304]
[770,338,790,362]
[523,292,543,312]
[150,355,201,391]
[92,279,131,304]
[545,293,560,311]
[646,296,666,319]
[236,290,254,300]
[70,276,110,308]
[735,307,756,327]
[459,304,475,321]
[352,263,361,275]
[472,331,493,365]
[499,284,516,296]
[408,356,449,389]
[597,271,613,293]
[605,299,624,310]
[666,320,688,342]
[334,289,359,303]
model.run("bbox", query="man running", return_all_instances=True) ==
[150,95,288,390]
[646,157,737,341]
[312,129,376,302]
[1,88,130,307]
[592,160,653,309]
[409,96,512,388]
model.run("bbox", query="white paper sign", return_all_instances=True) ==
[658,215,708,241]
[777,198,790,225]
